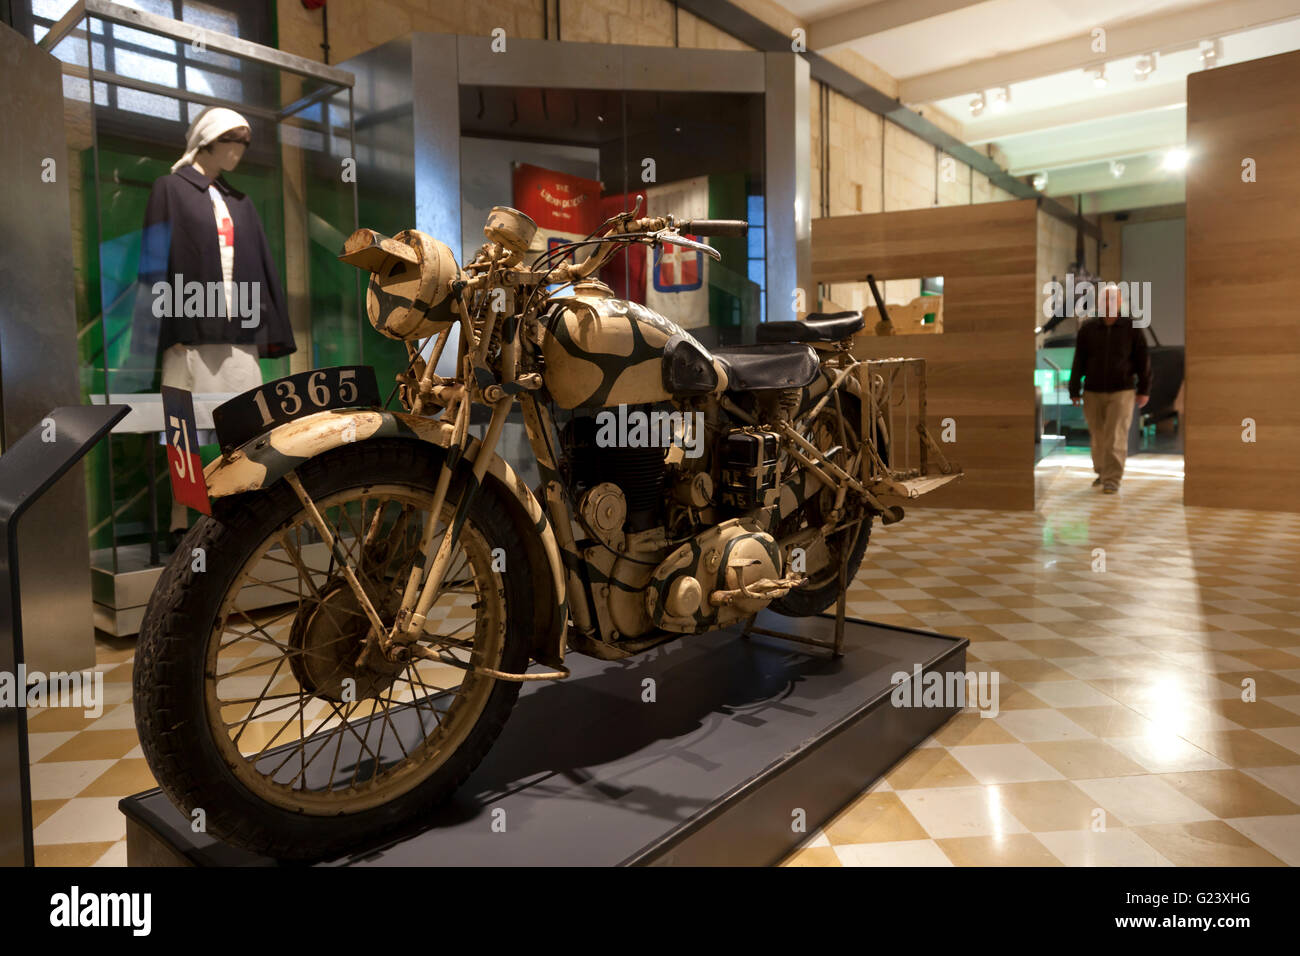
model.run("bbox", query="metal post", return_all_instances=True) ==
[0,405,129,867]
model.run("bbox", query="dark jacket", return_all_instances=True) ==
[1068,317,1152,399]
[130,164,295,361]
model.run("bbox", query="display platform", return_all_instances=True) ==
[121,611,967,866]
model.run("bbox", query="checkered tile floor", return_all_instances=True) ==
[784,453,1300,866]
[24,453,1300,866]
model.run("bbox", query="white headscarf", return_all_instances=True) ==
[171,106,251,173]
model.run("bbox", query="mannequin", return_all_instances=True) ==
[131,106,296,547]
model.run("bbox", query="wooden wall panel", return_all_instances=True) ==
[1185,50,1300,512]
[812,200,1039,510]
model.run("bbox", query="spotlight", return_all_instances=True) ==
[1089,65,1107,88]
[969,92,986,117]
[1134,53,1157,81]
[1199,39,1222,68]
[991,86,1010,112]
[1109,160,1125,179]
[1032,171,1048,191]
[1162,148,1189,171]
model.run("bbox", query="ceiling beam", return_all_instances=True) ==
[963,83,1186,144]
[900,0,1300,103]
[674,0,1099,238]
[808,0,991,53]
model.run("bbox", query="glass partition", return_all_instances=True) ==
[40,0,358,583]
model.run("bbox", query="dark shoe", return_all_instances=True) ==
[1102,483,1119,494]
[1092,477,1103,487]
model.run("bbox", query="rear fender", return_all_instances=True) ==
[204,408,568,663]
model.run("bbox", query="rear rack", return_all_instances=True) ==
[856,357,962,500]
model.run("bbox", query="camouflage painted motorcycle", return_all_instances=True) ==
[134,200,960,859]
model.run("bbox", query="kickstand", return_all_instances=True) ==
[739,525,853,659]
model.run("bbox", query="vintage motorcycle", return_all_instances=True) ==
[133,200,960,859]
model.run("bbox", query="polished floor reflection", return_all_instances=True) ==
[20,454,1300,866]
[784,454,1300,866]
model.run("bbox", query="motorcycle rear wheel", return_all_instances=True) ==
[133,440,529,860]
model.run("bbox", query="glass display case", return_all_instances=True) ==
[38,0,359,633]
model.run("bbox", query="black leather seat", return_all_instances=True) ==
[712,343,820,392]
[756,310,865,344]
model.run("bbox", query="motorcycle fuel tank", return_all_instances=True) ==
[542,283,712,409]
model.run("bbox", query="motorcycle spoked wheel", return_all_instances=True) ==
[133,440,529,860]
[771,393,872,617]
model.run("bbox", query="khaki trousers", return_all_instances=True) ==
[1082,389,1136,486]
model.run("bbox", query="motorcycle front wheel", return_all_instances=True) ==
[133,439,530,860]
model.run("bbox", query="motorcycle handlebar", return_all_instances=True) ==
[680,219,749,237]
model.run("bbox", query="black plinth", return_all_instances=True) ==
[121,612,967,866]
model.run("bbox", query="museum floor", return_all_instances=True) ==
[22,452,1300,867]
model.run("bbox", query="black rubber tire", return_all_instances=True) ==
[132,439,530,861]
[771,392,872,617]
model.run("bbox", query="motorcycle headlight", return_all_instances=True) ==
[344,228,458,341]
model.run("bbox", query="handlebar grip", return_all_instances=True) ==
[682,219,748,237]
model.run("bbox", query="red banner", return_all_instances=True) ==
[512,163,601,235]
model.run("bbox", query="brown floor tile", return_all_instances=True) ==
[781,846,841,867]
[1058,706,1157,738]
[77,759,158,798]
[823,791,930,845]
[34,841,117,867]
[1028,740,1148,779]
[931,713,1019,748]
[1214,671,1300,697]
[1195,699,1300,729]
[30,799,66,829]
[995,660,1076,683]
[997,780,1124,830]
[1158,770,1300,818]
[1230,649,1300,669]
[1133,821,1285,866]
[995,682,1053,711]
[40,729,142,764]
[1179,730,1300,768]
[23,708,100,734]
[1016,639,1097,659]
[884,748,983,790]
[935,833,1062,866]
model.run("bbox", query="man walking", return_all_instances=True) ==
[1069,284,1152,494]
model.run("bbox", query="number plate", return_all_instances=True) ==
[213,365,381,453]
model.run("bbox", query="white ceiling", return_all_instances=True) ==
[784,0,1300,205]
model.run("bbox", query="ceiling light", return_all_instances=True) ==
[1199,39,1222,68]
[1032,171,1048,191]
[991,87,1010,112]
[969,92,985,117]
[1162,148,1189,171]
[1134,53,1157,81]
[1089,65,1107,88]
[1109,160,1125,179]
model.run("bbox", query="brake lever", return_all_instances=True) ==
[651,229,722,261]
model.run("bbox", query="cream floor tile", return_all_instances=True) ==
[948,743,1067,784]
[994,709,1094,743]
[781,846,841,866]
[936,833,1062,866]
[1134,820,1285,867]
[1035,828,1175,867]
[896,786,1029,840]
[1224,815,1300,867]
[93,840,129,867]
[28,760,117,801]
[85,703,141,732]
[1256,726,1300,756]
[1019,680,1118,709]
[1075,776,1219,827]
[1103,732,1230,774]
[33,797,127,844]
[1028,740,1149,779]
[834,840,953,867]
[25,732,77,763]
[1243,765,1300,805]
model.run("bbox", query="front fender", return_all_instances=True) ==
[204,408,568,663]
